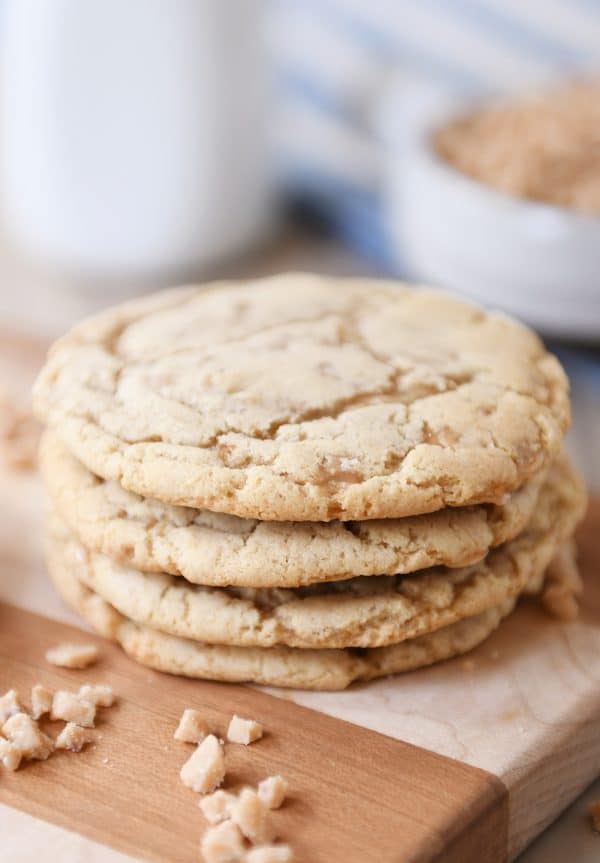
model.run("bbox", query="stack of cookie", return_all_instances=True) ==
[33,275,586,690]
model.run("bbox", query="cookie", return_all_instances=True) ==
[40,430,546,587]
[33,274,569,521]
[46,547,516,690]
[45,457,585,649]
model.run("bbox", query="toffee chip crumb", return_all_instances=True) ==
[78,684,115,708]
[227,715,263,746]
[199,790,237,825]
[51,691,96,727]
[258,776,288,810]
[230,788,274,845]
[45,642,99,669]
[55,722,95,753]
[180,734,225,794]
[2,713,53,760]
[174,708,210,744]
[0,689,23,724]
[245,846,294,863]
[200,819,245,863]
[0,737,22,771]
[31,685,53,720]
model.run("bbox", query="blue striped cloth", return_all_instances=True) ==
[270,0,600,264]
[269,0,600,396]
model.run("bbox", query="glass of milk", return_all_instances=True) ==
[0,0,272,283]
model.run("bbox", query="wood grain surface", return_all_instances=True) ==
[0,605,508,863]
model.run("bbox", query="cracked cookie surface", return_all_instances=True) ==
[40,430,546,586]
[46,548,516,690]
[45,457,585,649]
[33,274,569,521]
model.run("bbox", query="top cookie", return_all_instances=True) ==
[33,274,569,521]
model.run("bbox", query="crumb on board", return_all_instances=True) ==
[31,684,53,720]
[461,659,476,672]
[0,679,115,772]
[181,716,294,861]
[180,734,225,794]
[0,737,22,771]
[199,789,237,825]
[226,714,263,746]
[230,787,273,845]
[245,845,294,863]
[51,691,96,727]
[45,642,100,669]
[78,684,115,708]
[174,708,210,744]
[588,800,600,833]
[2,713,53,760]
[258,776,288,810]
[55,722,95,753]
[0,689,23,724]
[200,819,245,863]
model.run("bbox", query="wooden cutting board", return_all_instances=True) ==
[0,457,599,862]
[0,602,508,863]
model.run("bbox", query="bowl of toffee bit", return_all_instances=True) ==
[384,81,600,339]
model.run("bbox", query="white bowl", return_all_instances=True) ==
[382,89,600,339]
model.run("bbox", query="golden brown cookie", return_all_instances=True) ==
[45,456,585,649]
[47,544,516,691]
[40,430,546,587]
[33,274,569,521]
